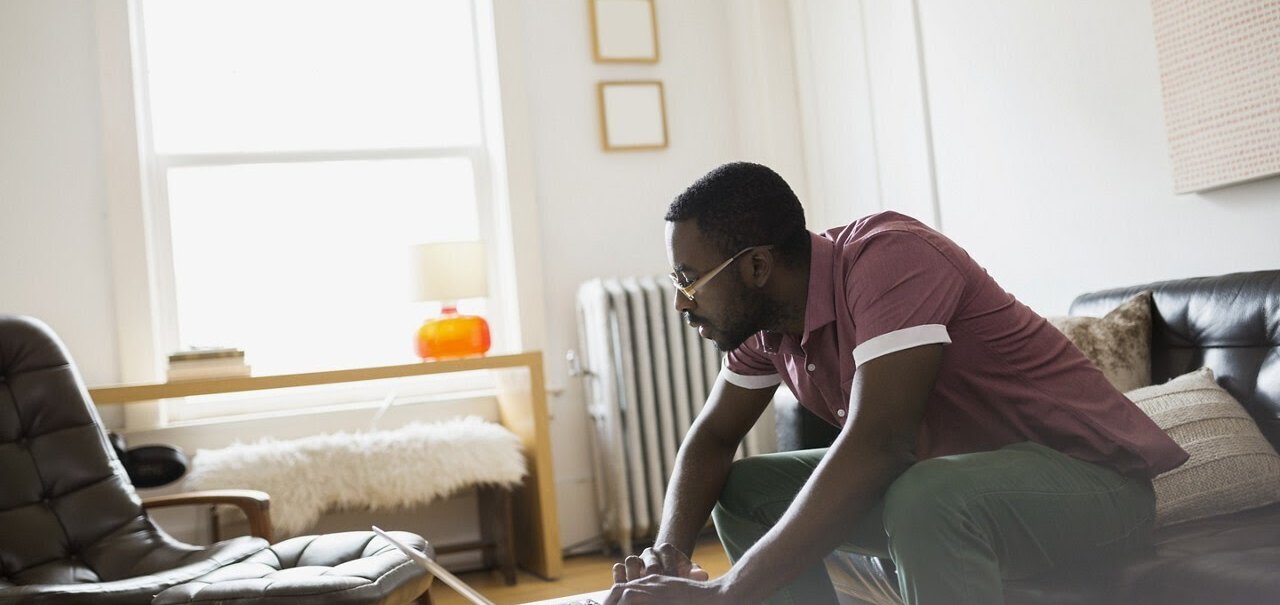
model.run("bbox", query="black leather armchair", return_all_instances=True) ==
[774,270,1280,605]
[0,316,435,605]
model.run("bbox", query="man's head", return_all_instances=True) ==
[664,162,808,351]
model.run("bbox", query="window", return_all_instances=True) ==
[133,0,510,420]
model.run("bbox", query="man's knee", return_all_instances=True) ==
[715,452,816,521]
[716,455,772,513]
[882,458,974,537]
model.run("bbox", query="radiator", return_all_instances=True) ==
[575,276,776,554]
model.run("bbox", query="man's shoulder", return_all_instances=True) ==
[826,211,951,256]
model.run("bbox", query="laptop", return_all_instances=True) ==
[370,526,606,605]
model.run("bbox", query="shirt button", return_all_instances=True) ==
[837,409,846,418]
[806,363,816,372]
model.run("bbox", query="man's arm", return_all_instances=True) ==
[606,344,942,604]
[721,343,942,601]
[625,375,776,577]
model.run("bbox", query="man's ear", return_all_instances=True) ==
[746,247,774,288]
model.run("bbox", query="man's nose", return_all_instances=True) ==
[673,289,694,314]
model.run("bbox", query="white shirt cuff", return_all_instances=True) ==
[852,324,951,367]
[719,366,782,390]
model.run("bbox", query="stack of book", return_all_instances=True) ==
[166,348,251,382]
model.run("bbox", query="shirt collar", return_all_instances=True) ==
[801,231,836,347]
[756,231,836,354]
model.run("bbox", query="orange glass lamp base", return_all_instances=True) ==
[417,306,491,360]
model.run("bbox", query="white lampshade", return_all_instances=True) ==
[410,241,488,302]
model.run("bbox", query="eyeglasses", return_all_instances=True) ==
[669,245,773,302]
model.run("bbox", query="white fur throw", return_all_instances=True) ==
[186,417,527,536]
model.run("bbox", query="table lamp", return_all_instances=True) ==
[410,241,491,360]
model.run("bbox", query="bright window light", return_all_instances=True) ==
[142,0,482,153]
[135,0,502,398]
[166,159,481,374]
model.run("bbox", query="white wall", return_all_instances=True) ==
[0,0,120,387]
[790,0,940,230]
[0,0,808,556]
[795,0,1280,315]
[518,0,738,553]
[920,0,1280,313]
[511,0,806,550]
[789,0,876,230]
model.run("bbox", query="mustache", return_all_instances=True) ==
[683,312,707,327]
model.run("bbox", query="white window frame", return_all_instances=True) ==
[94,0,547,428]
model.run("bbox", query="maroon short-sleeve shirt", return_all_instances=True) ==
[724,212,1187,478]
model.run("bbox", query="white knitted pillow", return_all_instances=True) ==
[1126,368,1280,527]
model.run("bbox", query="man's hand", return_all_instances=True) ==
[611,543,709,583]
[602,574,731,605]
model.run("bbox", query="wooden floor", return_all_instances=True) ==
[430,537,731,605]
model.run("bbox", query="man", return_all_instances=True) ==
[603,162,1187,605]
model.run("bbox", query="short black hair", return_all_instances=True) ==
[665,162,808,264]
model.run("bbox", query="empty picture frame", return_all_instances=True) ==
[598,81,668,151]
[590,0,659,63]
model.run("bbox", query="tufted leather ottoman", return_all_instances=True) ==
[152,531,434,605]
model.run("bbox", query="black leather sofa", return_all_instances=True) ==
[775,269,1280,605]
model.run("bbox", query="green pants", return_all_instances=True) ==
[712,442,1156,605]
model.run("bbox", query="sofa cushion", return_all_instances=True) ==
[1127,367,1280,526]
[1068,270,1280,451]
[1048,292,1152,392]
[1119,502,1280,605]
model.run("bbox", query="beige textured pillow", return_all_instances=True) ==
[1048,291,1152,392]
[1127,367,1280,527]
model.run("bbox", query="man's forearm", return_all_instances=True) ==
[654,432,738,556]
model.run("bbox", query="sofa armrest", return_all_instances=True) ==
[143,489,273,542]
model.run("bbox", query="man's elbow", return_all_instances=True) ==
[881,446,917,478]
[842,433,918,480]
[680,422,741,460]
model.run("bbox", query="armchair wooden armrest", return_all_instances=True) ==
[143,489,273,542]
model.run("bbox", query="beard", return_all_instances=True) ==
[687,281,780,352]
